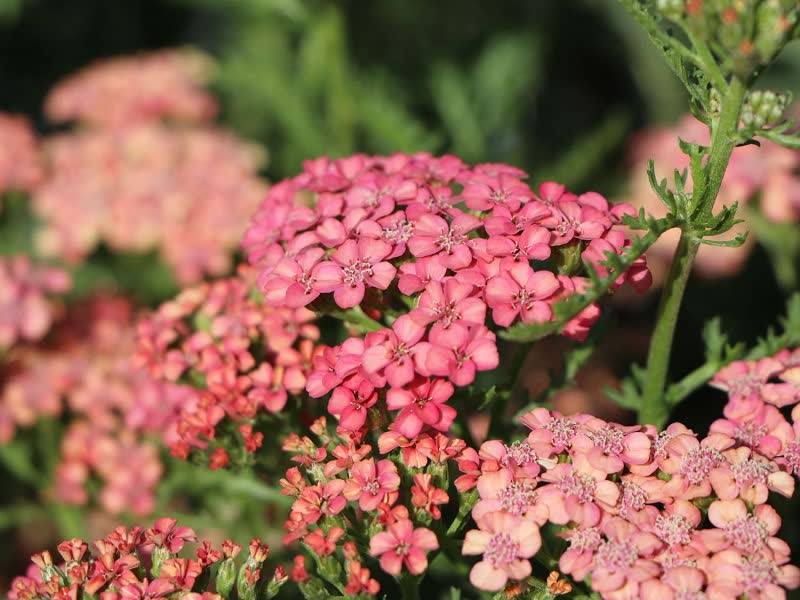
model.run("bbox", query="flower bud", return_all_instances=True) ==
[742,90,790,129]
[215,556,238,598]
[261,567,289,600]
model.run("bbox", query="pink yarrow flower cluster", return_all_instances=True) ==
[135,267,322,463]
[44,49,217,127]
[0,296,188,515]
[246,154,650,438]
[459,349,800,597]
[0,113,43,198]
[0,256,70,351]
[8,518,287,600]
[33,125,267,284]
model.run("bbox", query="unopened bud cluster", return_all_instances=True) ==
[741,89,791,129]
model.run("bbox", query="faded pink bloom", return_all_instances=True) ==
[700,499,784,556]
[463,511,542,591]
[538,454,620,527]
[369,519,439,575]
[586,518,661,595]
[46,49,216,127]
[0,113,42,195]
[570,418,652,474]
[0,256,71,349]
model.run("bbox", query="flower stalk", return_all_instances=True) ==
[640,76,748,427]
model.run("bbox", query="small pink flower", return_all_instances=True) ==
[711,358,796,406]
[313,238,397,308]
[570,419,652,474]
[537,454,619,527]
[709,446,794,503]
[369,519,439,575]
[461,173,532,212]
[410,278,486,344]
[327,376,377,431]
[261,247,325,307]
[463,511,542,591]
[706,549,800,600]
[418,325,499,386]
[700,499,783,555]
[397,257,447,295]
[362,316,426,388]
[410,473,449,519]
[586,518,661,594]
[343,458,401,511]
[386,377,456,439]
[485,263,559,326]
[142,518,197,553]
[292,480,347,524]
[408,212,480,270]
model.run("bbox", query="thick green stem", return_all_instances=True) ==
[696,77,748,217]
[397,574,421,600]
[639,77,747,427]
[640,232,699,427]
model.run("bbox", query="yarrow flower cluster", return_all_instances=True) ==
[44,49,217,128]
[627,113,800,282]
[33,124,267,284]
[457,348,800,597]
[0,255,70,351]
[0,113,42,199]
[135,267,322,464]
[281,416,466,596]
[8,518,287,600]
[245,153,651,438]
[0,296,187,514]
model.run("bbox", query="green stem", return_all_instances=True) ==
[696,77,748,217]
[639,77,747,427]
[397,574,421,600]
[640,232,699,427]
[446,490,478,537]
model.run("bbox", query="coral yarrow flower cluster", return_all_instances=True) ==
[245,153,651,438]
[8,518,287,600]
[0,255,70,351]
[0,296,188,515]
[135,267,322,464]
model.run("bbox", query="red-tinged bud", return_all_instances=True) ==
[215,554,238,598]
[291,556,309,583]
[222,540,242,559]
[31,551,53,570]
[686,0,703,16]
[343,541,359,561]
[262,567,289,600]
[248,539,270,563]
[209,447,229,470]
[57,540,88,564]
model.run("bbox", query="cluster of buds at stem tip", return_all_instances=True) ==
[654,0,799,78]
[741,89,791,129]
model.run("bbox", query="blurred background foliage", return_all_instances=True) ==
[0,0,799,590]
